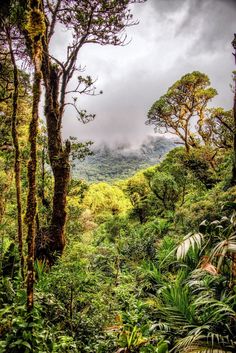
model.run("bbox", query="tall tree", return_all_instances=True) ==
[24,0,45,313]
[37,0,145,264]
[0,2,26,279]
[231,33,236,185]
[146,71,217,153]
[7,31,25,280]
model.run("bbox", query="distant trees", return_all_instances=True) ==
[148,171,179,210]
[82,182,131,223]
[124,166,180,221]
[124,171,151,223]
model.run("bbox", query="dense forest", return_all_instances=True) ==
[72,136,176,182]
[1,0,236,352]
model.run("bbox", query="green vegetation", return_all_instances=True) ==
[2,137,236,352]
[1,1,236,353]
[72,137,176,182]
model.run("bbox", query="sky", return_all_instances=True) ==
[53,0,236,147]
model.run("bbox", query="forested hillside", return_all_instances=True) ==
[1,1,236,353]
[72,136,176,181]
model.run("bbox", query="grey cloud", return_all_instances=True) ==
[220,0,236,8]
[63,50,232,146]
[150,0,236,55]
[60,0,235,146]
[149,0,186,14]
[63,65,161,145]
[150,0,236,14]
[180,1,235,53]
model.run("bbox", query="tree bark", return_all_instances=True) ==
[41,49,70,264]
[231,79,236,185]
[231,34,236,186]
[26,67,41,312]
[7,29,25,280]
[25,0,44,312]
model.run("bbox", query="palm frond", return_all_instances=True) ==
[157,280,197,329]
[177,233,205,260]
[194,296,235,323]
[173,330,235,353]
[209,234,236,270]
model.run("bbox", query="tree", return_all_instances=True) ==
[124,171,151,223]
[146,71,217,153]
[147,171,179,211]
[82,182,131,222]
[34,0,146,264]
[153,148,189,206]
[198,107,233,150]
[231,34,236,185]
[22,0,45,314]
[0,1,31,280]
[0,55,31,272]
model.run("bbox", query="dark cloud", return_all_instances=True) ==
[150,0,236,55]
[150,0,236,13]
[221,0,236,8]
[182,1,235,53]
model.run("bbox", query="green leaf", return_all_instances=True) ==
[21,341,31,349]
[157,342,168,353]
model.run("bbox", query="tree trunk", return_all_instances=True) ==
[7,30,25,280]
[41,52,70,265]
[231,80,236,185]
[25,0,44,310]
[231,34,236,186]
[26,66,41,312]
[0,171,13,225]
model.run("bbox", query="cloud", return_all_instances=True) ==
[150,0,236,54]
[59,0,236,146]
[149,0,186,14]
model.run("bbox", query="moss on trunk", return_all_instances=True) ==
[40,53,71,265]
[25,0,44,314]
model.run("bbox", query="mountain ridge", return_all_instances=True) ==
[72,135,177,182]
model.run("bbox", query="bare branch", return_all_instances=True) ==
[64,102,95,124]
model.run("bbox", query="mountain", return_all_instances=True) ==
[72,136,177,182]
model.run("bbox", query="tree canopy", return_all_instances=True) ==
[146,71,218,152]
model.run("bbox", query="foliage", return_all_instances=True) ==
[0,26,236,352]
[2,140,236,352]
[72,137,175,182]
[146,71,217,152]
[149,171,179,210]
[82,182,131,223]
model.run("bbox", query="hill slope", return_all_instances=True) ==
[72,136,176,182]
